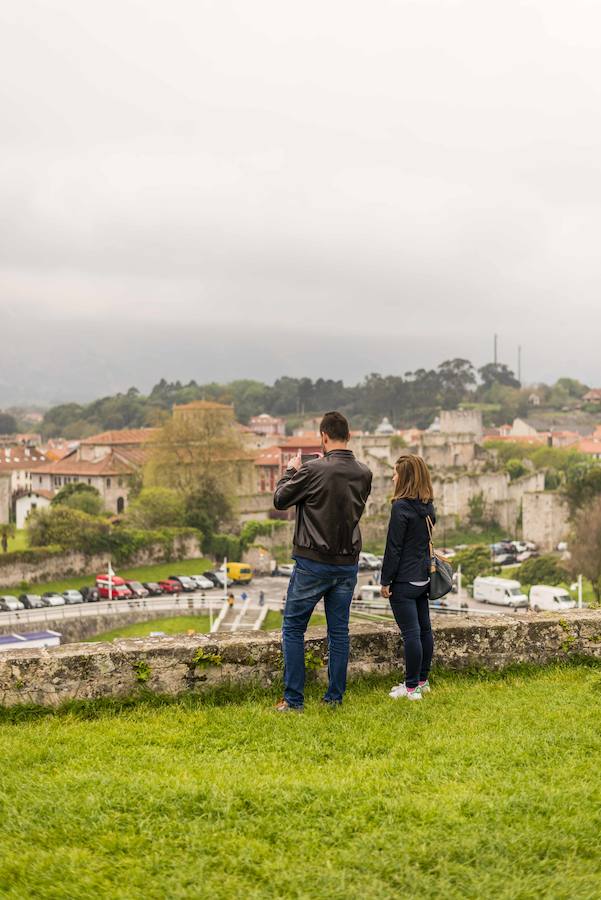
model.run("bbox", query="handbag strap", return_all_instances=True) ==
[425,515,436,573]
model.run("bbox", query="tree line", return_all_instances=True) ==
[38,360,590,439]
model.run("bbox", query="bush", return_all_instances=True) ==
[126,487,186,529]
[506,458,527,481]
[28,507,111,554]
[205,533,242,562]
[239,519,285,550]
[517,554,568,587]
[453,544,495,584]
[52,483,104,517]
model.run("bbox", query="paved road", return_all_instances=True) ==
[0,571,531,633]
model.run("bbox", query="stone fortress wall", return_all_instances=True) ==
[0,611,600,708]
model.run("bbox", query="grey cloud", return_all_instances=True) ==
[1,0,601,404]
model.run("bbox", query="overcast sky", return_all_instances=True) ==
[1,0,601,404]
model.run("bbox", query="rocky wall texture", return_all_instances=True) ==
[1,611,601,708]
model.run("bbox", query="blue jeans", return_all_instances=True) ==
[390,582,434,689]
[282,557,358,708]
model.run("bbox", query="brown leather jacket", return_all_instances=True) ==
[273,449,372,565]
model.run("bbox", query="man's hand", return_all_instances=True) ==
[287,450,302,472]
[380,585,391,599]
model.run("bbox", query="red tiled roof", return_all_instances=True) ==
[579,440,601,455]
[0,448,47,471]
[278,436,322,449]
[35,450,137,477]
[255,446,283,467]
[80,428,159,445]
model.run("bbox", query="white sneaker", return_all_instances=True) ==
[389,684,422,701]
[419,680,431,694]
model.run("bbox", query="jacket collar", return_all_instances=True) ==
[324,449,354,458]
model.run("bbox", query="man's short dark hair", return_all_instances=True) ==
[319,411,350,442]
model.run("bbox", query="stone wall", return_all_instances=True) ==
[0,605,205,643]
[1,611,601,707]
[0,535,202,589]
[522,491,571,551]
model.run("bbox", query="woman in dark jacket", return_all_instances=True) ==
[380,454,435,701]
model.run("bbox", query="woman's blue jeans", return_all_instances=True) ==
[390,582,434,689]
[282,558,358,708]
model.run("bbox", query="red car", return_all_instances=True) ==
[96,574,134,601]
[158,579,181,594]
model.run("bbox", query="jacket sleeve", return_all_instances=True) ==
[273,466,312,510]
[380,502,410,586]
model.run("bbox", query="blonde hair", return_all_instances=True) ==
[391,454,434,503]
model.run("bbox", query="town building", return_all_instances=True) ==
[0,447,49,499]
[0,474,10,525]
[249,414,286,437]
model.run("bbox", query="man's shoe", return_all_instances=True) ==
[389,684,422,701]
[274,699,303,713]
[321,698,342,708]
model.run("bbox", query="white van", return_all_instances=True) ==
[529,585,576,613]
[473,576,528,608]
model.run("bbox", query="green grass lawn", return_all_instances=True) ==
[0,664,600,898]
[3,529,28,552]
[0,558,213,597]
[88,610,327,642]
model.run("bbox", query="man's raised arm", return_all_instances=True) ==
[273,454,312,510]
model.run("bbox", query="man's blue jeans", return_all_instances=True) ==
[282,557,358,708]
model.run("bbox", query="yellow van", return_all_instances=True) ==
[226,562,253,584]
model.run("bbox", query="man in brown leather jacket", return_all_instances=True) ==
[273,411,372,711]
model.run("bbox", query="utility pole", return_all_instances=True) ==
[494,333,498,366]
[518,345,522,386]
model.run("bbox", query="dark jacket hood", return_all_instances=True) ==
[400,498,436,521]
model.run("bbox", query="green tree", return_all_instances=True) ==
[0,523,16,553]
[126,487,186,529]
[27,507,110,552]
[568,499,601,603]
[478,363,521,391]
[564,463,601,512]
[52,483,104,516]
[0,413,17,433]
[518,554,568,587]
[185,480,234,547]
[453,545,494,583]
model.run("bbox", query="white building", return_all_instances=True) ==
[15,489,54,529]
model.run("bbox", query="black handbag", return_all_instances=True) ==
[426,515,454,601]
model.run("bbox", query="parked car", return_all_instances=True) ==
[358,552,382,571]
[41,592,66,607]
[204,571,234,588]
[168,575,198,593]
[125,580,149,599]
[490,542,514,555]
[353,585,387,608]
[473,576,528,608]
[190,575,214,590]
[142,582,164,596]
[19,594,45,609]
[529,584,576,612]
[0,595,25,612]
[271,564,294,578]
[62,590,84,605]
[79,586,100,602]
[95,575,133,600]
[492,553,517,566]
[515,550,538,563]
[158,579,182,594]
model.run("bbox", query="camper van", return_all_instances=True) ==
[472,576,528,608]
[529,585,576,613]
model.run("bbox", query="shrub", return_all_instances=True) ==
[506,458,527,481]
[239,519,285,550]
[518,555,568,587]
[28,507,111,554]
[126,487,186,529]
[453,544,495,584]
[52,483,104,517]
